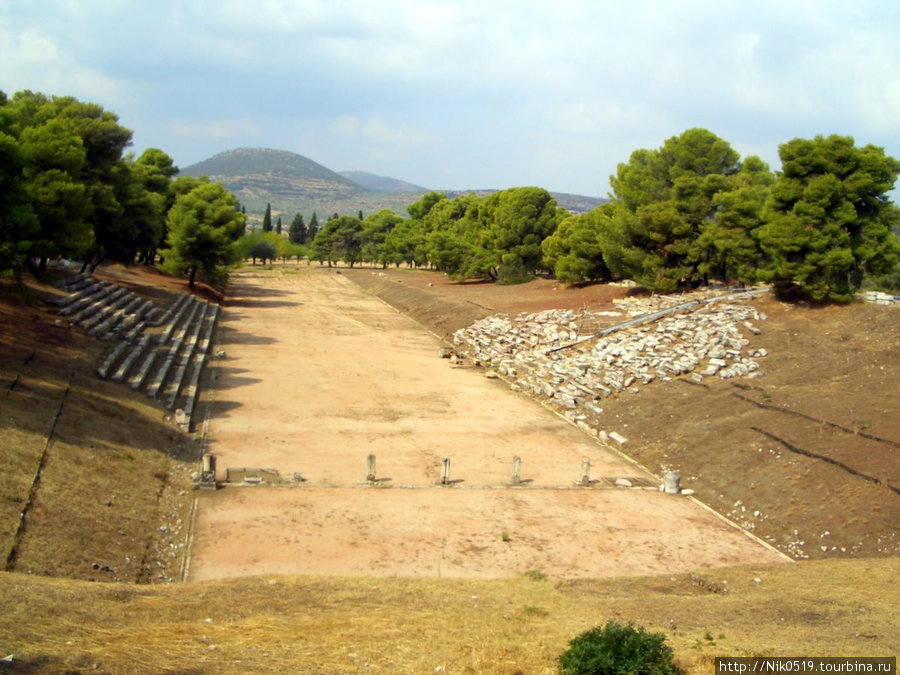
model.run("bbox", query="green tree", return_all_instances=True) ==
[693,155,774,285]
[362,209,403,267]
[407,191,446,220]
[307,211,320,242]
[262,202,272,232]
[609,128,742,291]
[0,92,39,275]
[421,193,480,278]
[18,117,92,268]
[133,148,177,264]
[158,182,245,288]
[384,217,428,268]
[314,215,364,267]
[275,215,282,235]
[471,186,563,282]
[288,212,307,244]
[239,231,278,265]
[542,211,610,284]
[756,135,900,302]
[51,96,134,271]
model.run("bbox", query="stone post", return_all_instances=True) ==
[440,456,451,485]
[510,455,522,485]
[366,454,376,483]
[580,458,591,486]
[664,470,681,494]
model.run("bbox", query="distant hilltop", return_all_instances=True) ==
[179,147,607,219]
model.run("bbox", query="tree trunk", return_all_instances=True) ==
[188,266,197,289]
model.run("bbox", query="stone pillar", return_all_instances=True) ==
[199,453,216,490]
[580,458,591,486]
[366,454,376,483]
[510,455,522,485]
[664,470,681,494]
[440,457,451,485]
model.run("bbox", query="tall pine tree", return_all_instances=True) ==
[308,211,320,242]
[262,203,272,232]
[288,212,307,244]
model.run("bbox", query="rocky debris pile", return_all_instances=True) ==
[861,290,898,306]
[452,292,768,415]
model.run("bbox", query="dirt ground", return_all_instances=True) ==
[344,265,900,561]
[187,265,787,581]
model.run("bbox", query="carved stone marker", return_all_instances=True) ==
[440,457,451,485]
[366,454,376,483]
[199,453,216,490]
[664,470,681,494]
[510,455,522,485]
[579,458,591,486]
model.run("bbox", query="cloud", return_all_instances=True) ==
[0,26,125,105]
[171,117,261,140]
[2,0,898,195]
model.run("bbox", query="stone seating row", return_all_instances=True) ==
[59,275,219,431]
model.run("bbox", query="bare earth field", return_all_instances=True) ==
[188,266,786,581]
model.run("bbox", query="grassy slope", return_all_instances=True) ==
[0,273,197,584]
[0,560,896,672]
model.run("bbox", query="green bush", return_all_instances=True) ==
[558,620,682,674]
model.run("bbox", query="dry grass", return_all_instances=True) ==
[1,558,897,673]
[0,274,197,583]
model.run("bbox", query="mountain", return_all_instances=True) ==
[179,147,364,200]
[179,148,420,221]
[446,190,607,214]
[339,171,429,194]
[178,147,607,221]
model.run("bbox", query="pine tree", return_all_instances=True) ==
[308,211,320,242]
[288,213,307,244]
[262,203,272,232]
[276,215,282,235]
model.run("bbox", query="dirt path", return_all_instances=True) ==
[187,266,787,581]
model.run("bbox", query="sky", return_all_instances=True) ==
[2,0,899,197]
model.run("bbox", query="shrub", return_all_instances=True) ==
[558,620,682,674]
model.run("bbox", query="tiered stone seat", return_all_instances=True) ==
[179,306,219,428]
[59,275,220,431]
[165,304,209,409]
[147,299,202,399]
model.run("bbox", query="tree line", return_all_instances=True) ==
[0,89,246,288]
[284,128,899,302]
[2,88,897,303]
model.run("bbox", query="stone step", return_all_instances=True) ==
[59,281,110,316]
[151,294,191,330]
[156,295,196,344]
[166,304,209,409]
[130,344,161,391]
[178,308,219,428]
[97,340,132,379]
[112,335,150,383]
[147,301,202,399]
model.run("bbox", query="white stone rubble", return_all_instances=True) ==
[452,292,769,418]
